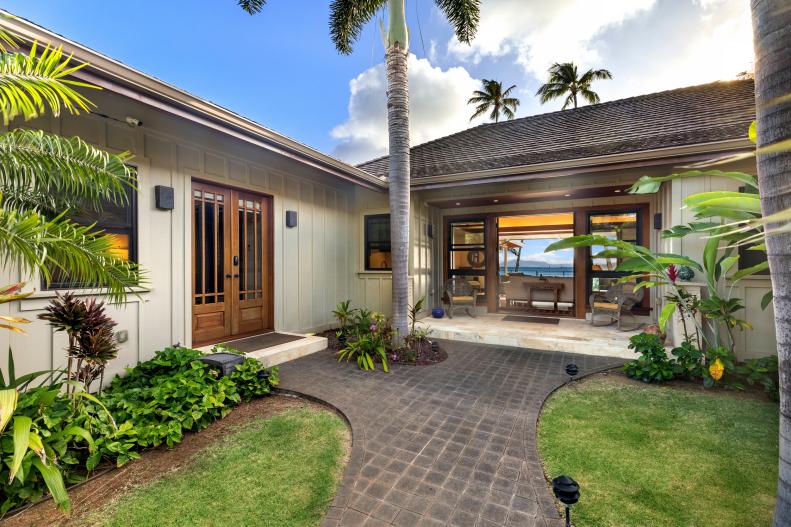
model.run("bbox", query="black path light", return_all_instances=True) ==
[565,363,579,383]
[552,475,580,527]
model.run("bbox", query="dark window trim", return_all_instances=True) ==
[586,208,642,300]
[45,169,139,290]
[447,218,487,278]
[364,213,391,271]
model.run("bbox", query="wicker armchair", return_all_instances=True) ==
[589,283,644,330]
[444,278,477,318]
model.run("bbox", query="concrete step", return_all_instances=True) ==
[198,333,328,367]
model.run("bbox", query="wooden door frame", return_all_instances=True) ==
[442,201,651,319]
[191,179,275,346]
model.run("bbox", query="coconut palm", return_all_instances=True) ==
[238,0,480,342]
[536,62,612,110]
[0,29,142,302]
[468,79,520,123]
[752,1,791,524]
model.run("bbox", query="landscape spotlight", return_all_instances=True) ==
[565,363,579,383]
[551,475,580,527]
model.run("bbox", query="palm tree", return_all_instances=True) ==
[238,0,480,342]
[0,29,142,302]
[536,62,612,109]
[468,79,520,122]
[752,2,791,525]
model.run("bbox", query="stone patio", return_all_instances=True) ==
[425,314,640,359]
[278,339,624,527]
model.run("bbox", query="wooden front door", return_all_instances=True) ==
[192,181,273,345]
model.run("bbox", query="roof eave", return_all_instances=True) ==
[0,12,387,191]
[409,138,754,189]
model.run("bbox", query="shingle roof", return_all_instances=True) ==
[358,79,755,180]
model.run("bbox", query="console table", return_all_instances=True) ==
[525,282,564,312]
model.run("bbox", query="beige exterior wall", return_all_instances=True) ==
[656,160,775,359]
[1,88,360,379]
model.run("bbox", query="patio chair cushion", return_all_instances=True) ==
[593,301,619,310]
[451,295,474,302]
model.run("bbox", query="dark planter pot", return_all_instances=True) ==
[431,307,445,319]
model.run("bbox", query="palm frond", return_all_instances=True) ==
[0,43,98,125]
[329,0,387,55]
[536,83,569,104]
[501,106,516,120]
[434,0,481,44]
[237,0,267,14]
[467,95,489,104]
[561,93,576,110]
[0,208,144,302]
[579,88,601,105]
[502,97,520,110]
[501,84,517,97]
[580,68,613,83]
[0,129,135,213]
[469,102,491,121]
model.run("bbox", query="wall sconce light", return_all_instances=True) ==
[286,210,298,228]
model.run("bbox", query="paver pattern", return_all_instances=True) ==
[279,339,624,527]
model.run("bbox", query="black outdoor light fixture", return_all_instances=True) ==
[551,475,580,527]
[565,363,579,383]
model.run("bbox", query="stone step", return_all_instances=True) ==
[198,333,328,367]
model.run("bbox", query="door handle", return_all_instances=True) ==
[233,255,239,266]
[225,274,232,279]
[233,273,239,278]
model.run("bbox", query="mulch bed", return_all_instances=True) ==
[317,329,448,366]
[2,395,349,527]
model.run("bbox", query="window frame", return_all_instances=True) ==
[585,209,642,300]
[44,170,139,291]
[363,213,392,271]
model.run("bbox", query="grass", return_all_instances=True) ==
[87,407,347,527]
[538,375,779,527]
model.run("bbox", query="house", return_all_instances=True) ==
[0,15,773,383]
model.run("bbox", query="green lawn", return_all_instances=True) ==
[88,408,347,527]
[538,375,779,527]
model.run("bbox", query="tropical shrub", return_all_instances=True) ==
[337,311,391,372]
[702,346,737,388]
[671,340,704,379]
[0,347,277,516]
[623,333,675,382]
[738,356,779,401]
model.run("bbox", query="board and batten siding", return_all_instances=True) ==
[0,88,358,380]
[659,166,776,360]
[352,188,441,318]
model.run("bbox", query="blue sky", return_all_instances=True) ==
[3,0,753,164]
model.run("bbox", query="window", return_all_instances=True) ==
[46,180,138,289]
[447,219,487,294]
[364,214,391,270]
[587,210,640,299]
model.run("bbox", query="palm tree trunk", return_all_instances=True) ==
[386,39,411,343]
[751,1,791,525]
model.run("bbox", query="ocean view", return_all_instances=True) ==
[499,265,574,277]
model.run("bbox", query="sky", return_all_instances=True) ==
[2,0,753,165]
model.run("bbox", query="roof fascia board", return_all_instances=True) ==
[0,13,386,191]
[410,138,753,189]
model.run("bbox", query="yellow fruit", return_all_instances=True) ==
[709,358,724,381]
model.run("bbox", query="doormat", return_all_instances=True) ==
[221,332,305,353]
[502,315,560,325]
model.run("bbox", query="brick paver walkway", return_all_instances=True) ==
[279,339,623,527]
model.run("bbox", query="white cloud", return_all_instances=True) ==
[448,0,655,78]
[331,55,484,164]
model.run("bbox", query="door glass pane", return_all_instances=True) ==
[238,207,245,300]
[217,204,224,294]
[588,211,640,300]
[448,220,487,301]
[246,208,256,294]
[194,198,203,298]
[256,209,263,298]
[204,201,215,295]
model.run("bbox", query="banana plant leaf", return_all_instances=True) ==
[629,170,757,194]
[0,388,18,433]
